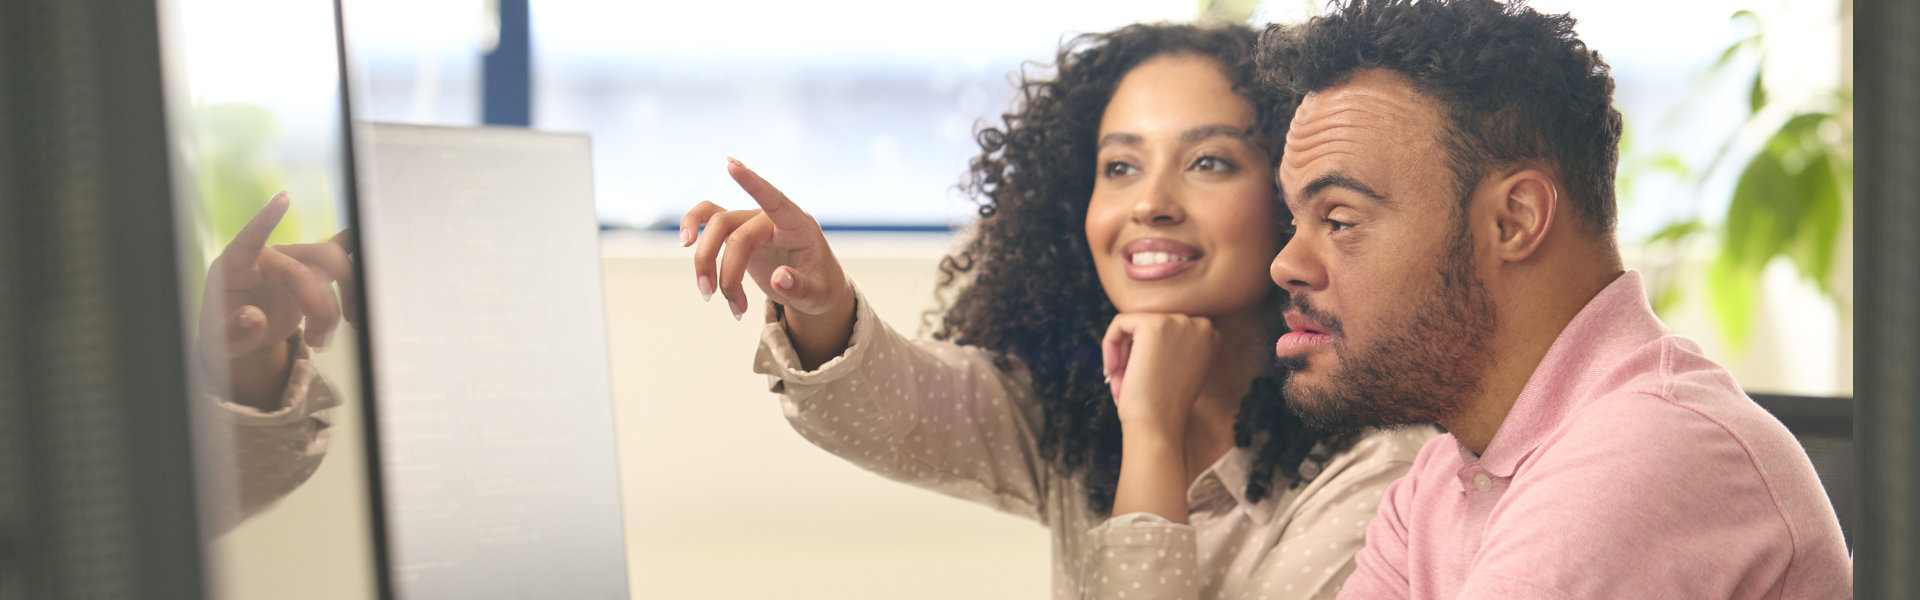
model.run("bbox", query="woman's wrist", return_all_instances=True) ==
[782,284,857,370]
[1113,424,1190,523]
[222,333,297,411]
[1119,426,1184,459]
[1118,405,1190,443]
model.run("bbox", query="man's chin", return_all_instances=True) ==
[1272,373,1358,436]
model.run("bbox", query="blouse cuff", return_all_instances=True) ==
[1081,512,1201,599]
[206,331,341,426]
[752,279,882,392]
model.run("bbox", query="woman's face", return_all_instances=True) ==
[1085,53,1281,318]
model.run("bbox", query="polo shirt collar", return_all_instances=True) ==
[1466,270,1668,478]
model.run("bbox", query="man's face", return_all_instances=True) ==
[1269,68,1496,432]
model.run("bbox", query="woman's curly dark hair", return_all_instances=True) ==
[930,22,1359,515]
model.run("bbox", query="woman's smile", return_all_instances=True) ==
[1121,237,1204,280]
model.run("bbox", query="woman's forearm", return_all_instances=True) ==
[1111,425,1190,523]
[782,291,857,371]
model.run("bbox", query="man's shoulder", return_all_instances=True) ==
[1525,335,1835,530]
[1559,333,1798,460]
[1489,336,1849,596]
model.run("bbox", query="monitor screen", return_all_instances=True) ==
[355,122,628,598]
[155,0,388,598]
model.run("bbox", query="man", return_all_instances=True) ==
[1256,0,1852,597]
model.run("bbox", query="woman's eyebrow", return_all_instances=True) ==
[1182,123,1253,144]
[1098,124,1253,149]
[1097,132,1142,148]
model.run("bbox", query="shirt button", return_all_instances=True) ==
[1473,474,1492,492]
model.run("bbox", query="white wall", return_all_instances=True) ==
[602,232,1052,599]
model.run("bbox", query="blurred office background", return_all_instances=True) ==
[336,0,1856,394]
[325,0,1859,598]
[4,0,1878,599]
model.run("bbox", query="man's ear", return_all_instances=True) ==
[1489,168,1557,263]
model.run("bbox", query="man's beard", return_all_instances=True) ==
[1277,216,1496,434]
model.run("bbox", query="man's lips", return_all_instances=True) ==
[1283,312,1330,335]
[1120,238,1203,281]
[1277,311,1335,357]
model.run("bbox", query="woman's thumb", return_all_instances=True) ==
[224,305,272,356]
[768,265,808,306]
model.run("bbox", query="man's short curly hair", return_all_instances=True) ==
[932,22,1355,515]
[1256,0,1624,235]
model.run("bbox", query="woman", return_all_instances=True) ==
[683,22,1433,599]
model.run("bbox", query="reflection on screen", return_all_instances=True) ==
[157,0,383,598]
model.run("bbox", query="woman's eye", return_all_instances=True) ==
[1192,155,1234,172]
[1104,161,1138,178]
[1326,218,1353,232]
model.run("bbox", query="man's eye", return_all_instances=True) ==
[1104,161,1139,178]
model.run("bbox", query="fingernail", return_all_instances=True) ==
[729,297,746,320]
[773,268,794,291]
[698,275,714,301]
[679,227,693,246]
[727,156,743,168]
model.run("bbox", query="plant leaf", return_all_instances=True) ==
[1707,251,1762,351]
[1771,112,1835,167]
[1785,150,1842,292]
[1647,219,1706,245]
[1777,112,1835,138]
[1650,152,1693,179]
[1713,11,1764,75]
[1652,276,1686,316]
[1712,39,1747,73]
[1724,149,1798,270]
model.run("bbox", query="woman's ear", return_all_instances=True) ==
[1490,168,1557,263]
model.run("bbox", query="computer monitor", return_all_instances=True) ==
[154,0,391,597]
[1,1,212,597]
[355,122,629,599]
[0,0,389,598]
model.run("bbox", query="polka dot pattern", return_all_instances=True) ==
[751,284,1438,599]
[206,334,339,531]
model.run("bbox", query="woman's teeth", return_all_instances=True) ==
[1131,252,1190,266]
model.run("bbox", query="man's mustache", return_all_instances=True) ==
[1288,294,1345,337]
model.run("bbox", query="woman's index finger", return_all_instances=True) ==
[725,158,811,231]
[221,191,292,265]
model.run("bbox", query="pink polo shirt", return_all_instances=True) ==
[1339,271,1851,599]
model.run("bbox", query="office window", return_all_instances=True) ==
[527,0,1198,228]
[344,0,488,126]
